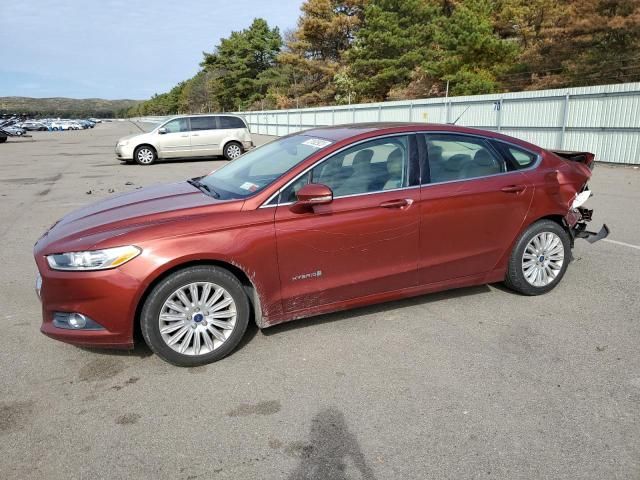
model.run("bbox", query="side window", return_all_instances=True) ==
[163,118,189,133]
[425,134,505,183]
[312,136,410,198]
[271,135,410,205]
[190,116,216,131]
[217,116,246,129]
[507,145,537,169]
[278,172,311,204]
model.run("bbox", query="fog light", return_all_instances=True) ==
[53,312,104,330]
[68,313,87,329]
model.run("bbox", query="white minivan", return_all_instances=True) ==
[116,115,253,165]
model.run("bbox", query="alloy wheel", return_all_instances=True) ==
[158,282,237,356]
[226,144,242,159]
[521,231,565,287]
[137,148,154,164]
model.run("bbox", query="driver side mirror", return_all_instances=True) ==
[158,127,167,134]
[294,183,333,208]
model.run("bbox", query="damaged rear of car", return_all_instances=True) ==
[550,149,609,245]
[501,146,609,296]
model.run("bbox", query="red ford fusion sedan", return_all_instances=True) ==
[34,123,608,366]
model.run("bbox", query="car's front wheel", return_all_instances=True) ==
[134,145,157,165]
[223,141,243,160]
[140,266,250,366]
[505,220,571,295]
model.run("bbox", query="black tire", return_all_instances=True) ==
[223,141,243,160]
[140,266,250,367]
[504,219,571,296]
[0,136,7,143]
[134,145,157,165]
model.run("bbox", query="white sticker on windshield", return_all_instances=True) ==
[302,138,332,149]
[240,181,259,192]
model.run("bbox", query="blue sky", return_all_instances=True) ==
[1,0,302,99]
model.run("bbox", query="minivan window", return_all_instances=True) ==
[425,134,505,183]
[162,118,190,133]
[190,116,216,131]
[199,135,331,200]
[217,116,246,129]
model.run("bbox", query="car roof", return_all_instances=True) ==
[301,122,543,152]
[171,114,244,119]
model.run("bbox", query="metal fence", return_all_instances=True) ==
[139,82,640,164]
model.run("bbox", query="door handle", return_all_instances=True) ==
[192,133,199,136]
[180,134,189,137]
[379,198,413,209]
[501,185,526,193]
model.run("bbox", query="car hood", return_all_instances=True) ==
[119,132,149,143]
[35,181,242,254]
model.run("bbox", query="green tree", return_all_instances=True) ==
[348,0,440,101]
[425,0,519,95]
[202,18,282,110]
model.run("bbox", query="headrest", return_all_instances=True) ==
[386,148,403,163]
[353,149,373,167]
[444,154,470,171]
[474,149,494,167]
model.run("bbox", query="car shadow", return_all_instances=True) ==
[78,342,153,359]
[262,284,493,337]
[120,156,227,166]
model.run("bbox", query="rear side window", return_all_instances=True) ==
[217,116,246,129]
[190,116,216,131]
[425,134,505,183]
[494,142,538,170]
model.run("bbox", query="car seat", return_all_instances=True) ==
[382,148,404,190]
[462,149,502,178]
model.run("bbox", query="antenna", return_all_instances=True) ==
[450,105,470,125]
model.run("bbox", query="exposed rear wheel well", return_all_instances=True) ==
[133,260,260,344]
[536,214,573,244]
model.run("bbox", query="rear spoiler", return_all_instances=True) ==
[551,150,595,169]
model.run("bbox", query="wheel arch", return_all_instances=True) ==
[222,138,243,153]
[134,143,157,155]
[492,212,572,276]
[133,258,263,344]
[524,213,573,245]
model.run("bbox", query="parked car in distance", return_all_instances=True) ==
[115,114,254,165]
[35,123,608,366]
[20,121,49,131]
[3,125,26,136]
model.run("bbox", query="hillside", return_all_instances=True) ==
[0,96,141,118]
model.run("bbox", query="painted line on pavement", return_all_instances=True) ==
[603,238,640,250]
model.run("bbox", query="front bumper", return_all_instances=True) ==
[35,260,140,349]
[115,143,134,160]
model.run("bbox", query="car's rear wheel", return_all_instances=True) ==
[0,136,7,143]
[504,219,570,296]
[223,141,243,160]
[140,266,250,366]
[134,145,157,165]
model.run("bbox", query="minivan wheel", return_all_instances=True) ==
[504,220,570,296]
[140,266,250,366]
[134,145,157,165]
[223,141,243,160]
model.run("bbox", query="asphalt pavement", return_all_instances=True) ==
[0,121,638,479]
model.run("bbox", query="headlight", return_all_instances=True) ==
[46,245,141,271]
[117,140,129,146]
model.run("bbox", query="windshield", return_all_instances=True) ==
[199,135,332,200]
